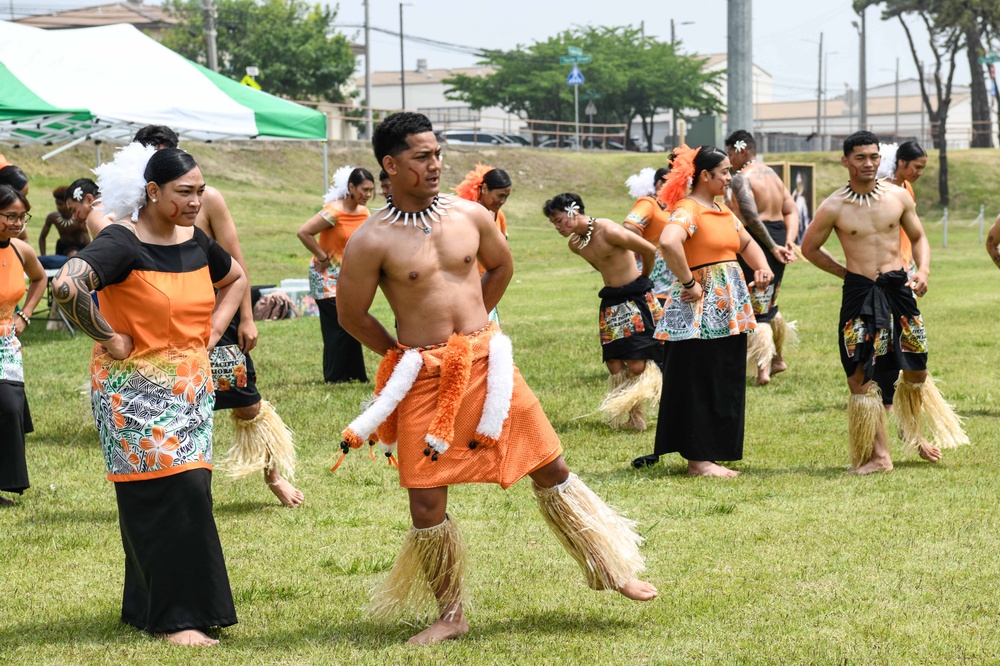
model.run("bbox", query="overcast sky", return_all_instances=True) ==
[11,0,976,103]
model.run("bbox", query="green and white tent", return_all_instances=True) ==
[0,19,327,151]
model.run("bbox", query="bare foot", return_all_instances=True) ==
[156,629,219,646]
[848,458,894,475]
[917,440,942,463]
[687,460,740,478]
[0,496,15,506]
[407,614,469,645]
[770,359,787,375]
[265,468,304,507]
[755,366,771,386]
[617,579,658,601]
[624,406,647,431]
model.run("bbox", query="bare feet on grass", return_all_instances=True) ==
[156,629,218,646]
[848,457,894,475]
[687,460,740,478]
[770,359,787,375]
[755,366,771,386]
[407,606,469,645]
[0,496,15,506]
[917,440,942,463]
[618,579,658,601]
[266,470,304,508]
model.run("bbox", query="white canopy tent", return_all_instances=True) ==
[0,19,330,178]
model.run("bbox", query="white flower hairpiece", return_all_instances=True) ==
[625,167,656,199]
[324,165,354,205]
[71,187,83,201]
[733,140,748,153]
[876,143,898,181]
[564,201,581,218]
[92,142,157,222]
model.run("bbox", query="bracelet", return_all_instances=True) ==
[317,254,330,263]
[681,277,696,289]
[16,310,30,326]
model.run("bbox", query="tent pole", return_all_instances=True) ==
[95,140,102,167]
[41,135,88,161]
[323,140,329,191]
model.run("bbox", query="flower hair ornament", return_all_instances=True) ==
[453,163,494,201]
[92,142,157,222]
[564,201,581,218]
[71,187,84,202]
[876,143,899,181]
[659,144,699,209]
[732,139,748,153]
[625,167,656,199]
[324,165,355,205]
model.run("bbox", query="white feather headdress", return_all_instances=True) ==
[625,167,656,199]
[92,142,157,222]
[324,165,354,205]
[877,143,898,181]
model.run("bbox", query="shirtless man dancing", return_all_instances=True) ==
[724,130,797,385]
[545,192,662,430]
[133,126,302,507]
[802,131,968,474]
[335,112,656,645]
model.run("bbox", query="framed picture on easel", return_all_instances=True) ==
[787,163,815,244]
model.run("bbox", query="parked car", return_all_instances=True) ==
[436,130,521,147]
[537,137,579,149]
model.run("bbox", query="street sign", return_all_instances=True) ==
[567,46,583,56]
[240,74,261,90]
[567,65,584,85]
[978,55,1000,65]
[585,100,597,116]
[560,55,592,65]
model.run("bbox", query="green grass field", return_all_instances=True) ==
[2,142,999,664]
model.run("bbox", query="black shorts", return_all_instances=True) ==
[598,276,663,362]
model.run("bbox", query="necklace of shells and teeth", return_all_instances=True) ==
[571,217,594,249]
[374,194,452,234]
[735,159,756,174]
[840,178,888,207]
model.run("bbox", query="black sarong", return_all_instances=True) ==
[598,275,663,362]
[738,220,786,324]
[839,270,928,382]
[115,469,237,634]
[0,381,31,494]
[653,334,746,461]
[211,310,262,410]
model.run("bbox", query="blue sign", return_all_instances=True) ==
[567,64,584,86]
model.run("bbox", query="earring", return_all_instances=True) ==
[151,198,157,202]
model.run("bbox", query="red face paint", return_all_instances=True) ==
[169,201,181,218]
[408,167,421,187]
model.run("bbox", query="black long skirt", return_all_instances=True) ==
[653,334,747,462]
[0,381,32,494]
[316,297,368,383]
[115,468,237,634]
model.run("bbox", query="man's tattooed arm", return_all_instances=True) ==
[52,257,114,342]
[986,217,1000,271]
[730,172,776,250]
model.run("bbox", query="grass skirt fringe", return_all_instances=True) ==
[894,373,970,452]
[848,384,885,468]
[369,515,466,622]
[599,363,661,429]
[771,311,798,357]
[746,323,775,371]
[532,473,644,591]
[222,401,296,480]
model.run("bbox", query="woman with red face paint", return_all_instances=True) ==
[298,166,375,383]
[53,145,246,647]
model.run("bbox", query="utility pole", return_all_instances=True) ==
[894,56,900,138]
[399,3,407,110]
[364,0,372,140]
[853,7,868,128]
[727,0,753,134]
[816,32,823,146]
[202,0,218,72]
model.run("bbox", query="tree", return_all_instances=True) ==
[443,26,722,149]
[161,0,356,103]
[860,0,962,205]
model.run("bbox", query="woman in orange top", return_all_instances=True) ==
[54,146,246,647]
[874,141,928,411]
[0,185,46,505]
[632,146,773,477]
[298,166,374,383]
[624,167,673,302]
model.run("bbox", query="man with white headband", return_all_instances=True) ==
[724,130,798,386]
